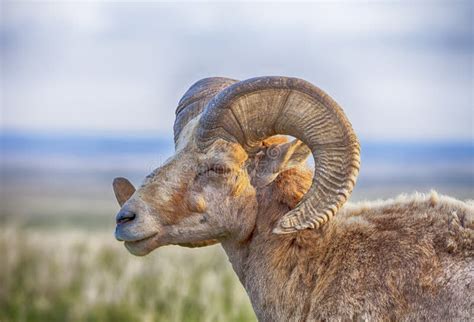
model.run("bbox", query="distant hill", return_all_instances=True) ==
[1,132,472,221]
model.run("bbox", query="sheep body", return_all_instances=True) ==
[221,169,474,321]
[114,76,473,321]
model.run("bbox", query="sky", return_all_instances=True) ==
[1,1,473,141]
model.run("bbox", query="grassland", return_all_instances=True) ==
[2,156,471,322]
[0,226,256,322]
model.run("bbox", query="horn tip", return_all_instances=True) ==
[273,213,319,235]
[272,225,299,235]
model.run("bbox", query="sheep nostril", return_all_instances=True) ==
[116,210,136,225]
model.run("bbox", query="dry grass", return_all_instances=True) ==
[0,226,256,322]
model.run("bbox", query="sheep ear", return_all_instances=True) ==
[113,177,136,207]
[254,140,311,187]
[277,140,311,172]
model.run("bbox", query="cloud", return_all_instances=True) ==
[1,1,472,140]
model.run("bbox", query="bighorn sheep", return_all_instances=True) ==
[113,76,473,321]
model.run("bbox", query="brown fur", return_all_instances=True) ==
[222,163,474,321]
[115,130,473,321]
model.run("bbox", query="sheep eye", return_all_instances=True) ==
[199,165,231,177]
[211,166,230,175]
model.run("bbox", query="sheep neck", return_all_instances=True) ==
[221,168,329,321]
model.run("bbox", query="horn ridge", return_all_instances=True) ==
[196,76,360,234]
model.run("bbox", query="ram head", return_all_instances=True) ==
[113,76,360,256]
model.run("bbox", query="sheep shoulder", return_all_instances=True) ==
[248,183,473,320]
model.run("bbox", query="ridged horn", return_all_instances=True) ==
[196,76,360,234]
[174,77,238,145]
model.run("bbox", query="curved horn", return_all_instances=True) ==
[174,77,238,145]
[197,76,360,234]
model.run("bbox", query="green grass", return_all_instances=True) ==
[0,226,256,322]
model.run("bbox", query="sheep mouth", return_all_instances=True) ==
[124,233,157,244]
[123,233,159,256]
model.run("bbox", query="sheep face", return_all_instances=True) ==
[113,119,310,256]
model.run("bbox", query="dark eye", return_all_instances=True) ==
[211,165,231,175]
[200,165,231,177]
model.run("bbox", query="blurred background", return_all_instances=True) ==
[1,1,473,321]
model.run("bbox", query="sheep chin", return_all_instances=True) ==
[124,233,159,256]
